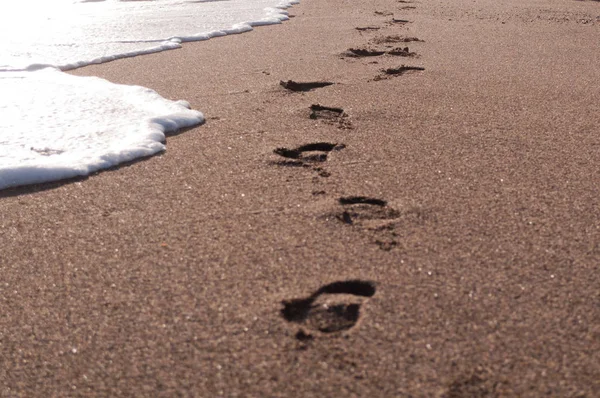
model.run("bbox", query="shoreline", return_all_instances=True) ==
[2,0,600,395]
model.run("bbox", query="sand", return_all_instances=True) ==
[1,0,600,395]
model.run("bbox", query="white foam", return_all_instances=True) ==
[0,68,203,190]
[0,0,298,189]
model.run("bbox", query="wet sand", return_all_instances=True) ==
[2,0,600,395]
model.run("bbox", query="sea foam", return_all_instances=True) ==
[0,0,298,190]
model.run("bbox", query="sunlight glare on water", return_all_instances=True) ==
[0,0,75,30]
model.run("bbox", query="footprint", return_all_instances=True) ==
[382,65,425,75]
[387,46,417,57]
[355,26,381,32]
[280,80,334,92]
[310,104,345,118]
[274,142,344,163]
[446,367,503,397]
[309,104,352,129]
[343,47,416,59]
[339,196,387,206]
[334,196,435,251]
[336,196,401,250]
[281,280,376,339]
[373,65,425,81]
[336,196,400,225]
[272,142,345,177]
[344,48,387,57]
[370,35,424,45]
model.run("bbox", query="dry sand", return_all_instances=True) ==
[1,0,600,395]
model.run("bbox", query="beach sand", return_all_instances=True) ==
[2,0,600,395]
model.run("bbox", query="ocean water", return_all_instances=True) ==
[0,0,297,190]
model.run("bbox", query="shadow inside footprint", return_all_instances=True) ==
[334,197,436,251]
[309,104,352,129]
[355,26,381,31]
[282,280,376,336]
[280,80,334,92]
[336,196,400,226]
[387,47,417,57]
[345,48,386,57]
[370,35,424,45]
[383,65,425,75]
[374,65,425,81]
[274,142,344,163]
[344,47,416,58]
[339,196,387,206]
[310,104,345,119]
